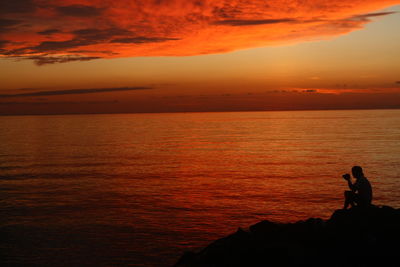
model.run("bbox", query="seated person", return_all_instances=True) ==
[343,166,373,209]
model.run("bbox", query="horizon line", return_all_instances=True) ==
[1,107,399,117]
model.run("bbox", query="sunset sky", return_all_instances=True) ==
[1,0,400,115]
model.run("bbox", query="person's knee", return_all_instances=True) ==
[344,191,356,203]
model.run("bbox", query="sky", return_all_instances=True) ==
[0,0,400,115]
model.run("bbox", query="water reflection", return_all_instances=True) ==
[1,110,400,266]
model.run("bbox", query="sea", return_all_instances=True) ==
[1,109,400,267]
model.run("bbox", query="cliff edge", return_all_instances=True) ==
[174,205,400,267]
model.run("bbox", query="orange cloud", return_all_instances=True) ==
[0,0,398,64]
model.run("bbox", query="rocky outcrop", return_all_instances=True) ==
[174,205,400,267]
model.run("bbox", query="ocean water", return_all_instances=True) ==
[1,109,400,267]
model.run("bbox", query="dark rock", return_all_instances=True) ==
[174,251,197,267]
[174,205,400,267]
[195,227,254,266]
[249,220,280,237]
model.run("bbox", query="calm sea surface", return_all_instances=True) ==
[1,110,400,266]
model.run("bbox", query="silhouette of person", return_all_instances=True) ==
[343,166,373,209]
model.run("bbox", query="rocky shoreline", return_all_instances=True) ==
[174,205,400,267]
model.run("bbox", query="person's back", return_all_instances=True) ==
[354,176,372,206]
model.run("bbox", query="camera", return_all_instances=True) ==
[342,173,350,180]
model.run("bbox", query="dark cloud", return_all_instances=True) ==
[2,47,31,56]
[350,11,397,21]
[303,89,317,93]
[0,0,36,14]
[72,28,132,40]
[6,35,115,55]
[1,39,96,55]
[68,50,117,55]
[0,100,120,105]
[31,40,92,53]
[0,18,22,32]
[212,18,296,26]
[0,87,151,98]
[37,29,61,35]
[3,53,100,65]
[26,55,102,66]
[27,28,134,53]
[28,28,133,53]
[396,81,400,85]
[0,40,10,48]
[363,11,397,17]
[56,5,104,17]
[13,88,39,91]
[110,37,180,44]
[4,27,178,56]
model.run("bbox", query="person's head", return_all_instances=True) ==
[352,166,364,179]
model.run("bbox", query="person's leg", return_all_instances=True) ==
[344,191,355,209]
[354,195,369,208]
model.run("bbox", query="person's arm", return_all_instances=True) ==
[343,174,357,191]
[347,179,357,192]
